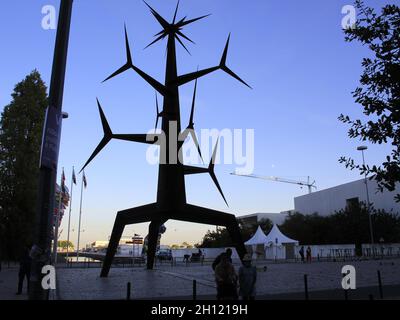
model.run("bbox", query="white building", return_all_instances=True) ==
[294,178,400,216]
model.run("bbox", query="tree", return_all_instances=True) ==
[0,70,48,260]
[280,204,400,246]
[339,1,400,200]
[197,218,273,248]
[57,240,74,251]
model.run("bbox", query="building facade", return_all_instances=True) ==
[294,178,400,216]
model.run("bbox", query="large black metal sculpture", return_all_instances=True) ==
[81,1,251,277]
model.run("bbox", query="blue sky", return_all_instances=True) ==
[0,0,393,247]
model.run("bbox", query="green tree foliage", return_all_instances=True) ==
[280,204,400,246]
[339,1,400,200]
[57,240,74,250]
[0,70,48,260]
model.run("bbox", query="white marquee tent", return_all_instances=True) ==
[245,225,299,260]
[264,224,299,246]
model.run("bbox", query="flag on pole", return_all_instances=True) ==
[61,169,66,193]
[83,171,87,188]
[72,167,77,185]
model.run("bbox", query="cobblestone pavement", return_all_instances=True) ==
[56,258,400,300]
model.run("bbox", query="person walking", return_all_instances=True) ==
[238,254,257,300]
[16,246,31,295]
[299,246,305,263]
[306,246,312,263]
[214,253,238,300]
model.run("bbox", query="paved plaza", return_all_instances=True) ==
[56,258,400,300]
[1,258,399,300]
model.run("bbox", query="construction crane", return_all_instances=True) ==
[231,172,317,194]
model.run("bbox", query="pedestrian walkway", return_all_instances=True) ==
[56,258,400,300]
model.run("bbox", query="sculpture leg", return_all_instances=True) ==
[100,213,125,277]
[100,203,160,277]
[173,204,247,262]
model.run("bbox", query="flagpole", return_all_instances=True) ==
[52,168,64,264]
[76,171,84,262]
[66,167,74,262]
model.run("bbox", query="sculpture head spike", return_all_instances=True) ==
[172,0,180,24]
[143,1,206,54]
[143,0,169,30]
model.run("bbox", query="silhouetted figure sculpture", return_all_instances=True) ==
[81,1,251,277]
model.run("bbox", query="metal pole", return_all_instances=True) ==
[66,167,74,262]
[52,170,64,264]
[304,274,309,300]
[127,282,131,300]
[76,172,84,262]
[29,0,73,300]
[361,150,375,255]
[377,270,383,299]
[193,280,197,300]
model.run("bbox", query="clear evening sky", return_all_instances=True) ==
[0,0,393,248]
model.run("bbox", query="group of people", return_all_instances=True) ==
[299,246,312,263]
[212,249,257,300]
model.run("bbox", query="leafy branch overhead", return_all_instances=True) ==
[339,0,400,201]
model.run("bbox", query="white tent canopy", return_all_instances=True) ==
[244,226,269,246]
[264,224,299,246]
[245,225,298,246]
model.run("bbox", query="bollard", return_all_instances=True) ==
[304,274,309,300]
[127,282,131,300]
[377,270,383,299]
[193,280,197,300]
[369,294,374,300]
[344,289,348,300]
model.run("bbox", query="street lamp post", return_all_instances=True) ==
[29,0,73,300]
[357,146,375,256]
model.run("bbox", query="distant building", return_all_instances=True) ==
[294,178,400,216]
[237,212,288,228]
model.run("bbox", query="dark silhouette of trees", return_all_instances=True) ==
[197,205,400,248]
[196,218,272,248]
[280,204,400,246]
[339,1,400,201]
[0,70,47,260]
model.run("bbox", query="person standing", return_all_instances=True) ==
[299,246,305,263]
[214,253,238,300]
[306,246,312,263]
[16,246,31,295]
[238,254,257,300]
[212,248,232,270]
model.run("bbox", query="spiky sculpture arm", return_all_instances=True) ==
[80,99,159,172]
[173,34,252,89]
[183,139,228,206]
